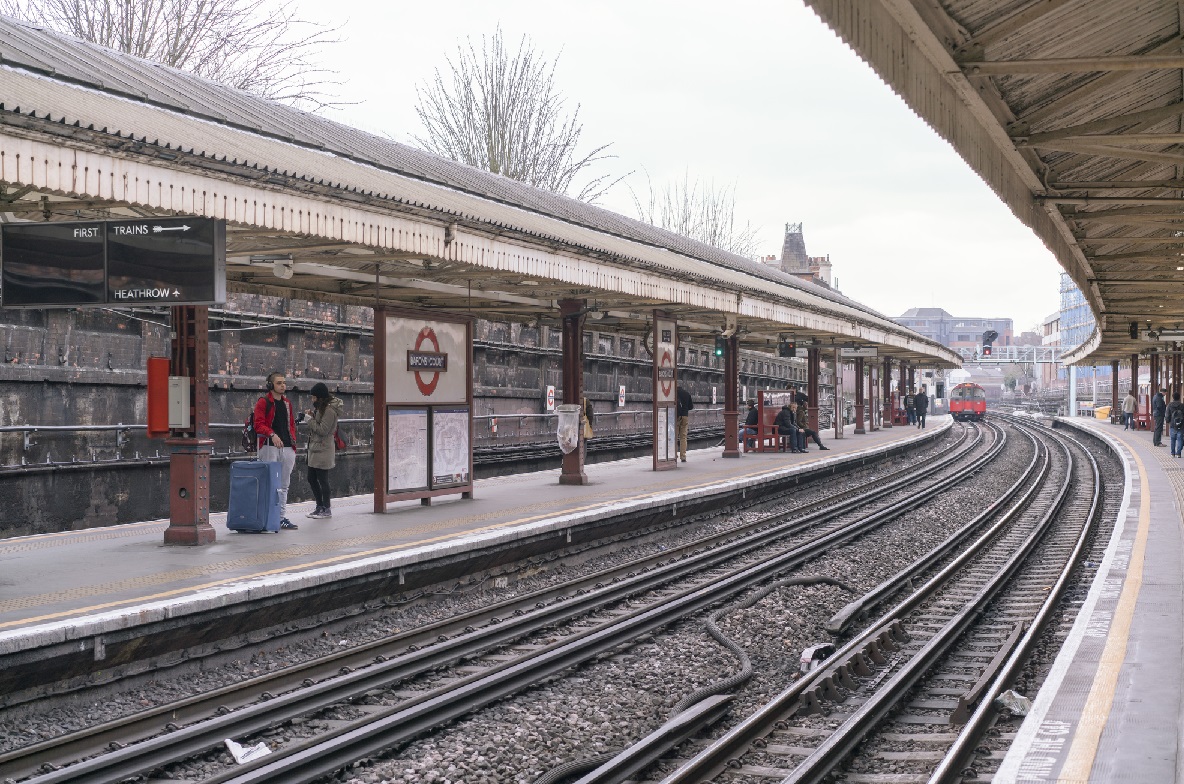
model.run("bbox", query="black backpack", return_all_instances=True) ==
[1173,406,1184,430]
[241,398,273,453]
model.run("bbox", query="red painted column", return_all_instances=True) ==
[882,357,893,428]
[163,305,216,546]
[807,346,820,432]
[722,334,740,458]
[559,299,589,485]
[853,357,866,434]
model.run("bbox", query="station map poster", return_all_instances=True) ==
[432,407,471,487]
[387,408,429,494]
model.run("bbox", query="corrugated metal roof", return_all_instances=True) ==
[0,14,959,363]
[806,0,1184,363]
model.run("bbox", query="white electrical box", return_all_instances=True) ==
[168,376,191,429]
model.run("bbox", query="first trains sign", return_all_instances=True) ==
[0,217,226,308]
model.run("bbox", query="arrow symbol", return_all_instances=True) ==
[152,224,191,233]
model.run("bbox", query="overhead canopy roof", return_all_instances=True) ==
[804,0,1184,364]
[0,15,958,367]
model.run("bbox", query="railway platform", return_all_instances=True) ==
[998,414,1184,783]
[0,419,947,701]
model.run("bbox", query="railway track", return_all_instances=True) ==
[5,423,1016,784]
[645,415,1107,784]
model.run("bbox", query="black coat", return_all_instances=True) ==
[1168,401,1184,429]
[1153,393,1166,418]
[914,393,929,413]
[774,407,797,434]
[676,387,693,417]
[744,406,759,426]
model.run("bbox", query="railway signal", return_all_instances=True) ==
[982,345,993,357]
[714,336,726,357]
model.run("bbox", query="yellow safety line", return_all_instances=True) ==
[1059,446,1151,781]
[3,455,831,630]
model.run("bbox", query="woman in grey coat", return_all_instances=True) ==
[303,382,343,518]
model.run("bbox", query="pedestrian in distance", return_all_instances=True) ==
[1121,389,1137,430]
[255,371,300,530]
[1152,388,1167,446]
[580,396,594,464]
[793,386,809,407]
[676,385,693,462]
[791,401,828,450]
[1168,392,1184,458]
[914,385,929,429]
[774,403,804,453]
[303,382,343,518]
[905,389,916,425]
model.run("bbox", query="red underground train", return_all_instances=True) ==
[949,382,987,421]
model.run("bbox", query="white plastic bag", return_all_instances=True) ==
[994,689,1032,717]
[225,737,271,764]
[556,404,581,454]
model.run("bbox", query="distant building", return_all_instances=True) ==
[1058,273,1096,351]
[892,308,1014,350]
[759,223,834,287]
[1041,310,1063,389]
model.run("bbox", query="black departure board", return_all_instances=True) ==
[1,217,225,308]
[1,222,106,307]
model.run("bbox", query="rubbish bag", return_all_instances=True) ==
[556,404,581,454]
[994,689,1032,717]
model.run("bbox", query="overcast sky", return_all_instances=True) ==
[303,0,1063,334]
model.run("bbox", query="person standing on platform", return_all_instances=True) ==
[914,385,929,429]
[1152,388,1167,446]
[580,397,595,464]
[255,371,300,530]
[905,389,916,425]
[794,385,809,407]
[676,385,694,462]
[1121,389,1137,430]
[1168,392,1184,458]
[303,382,342,519]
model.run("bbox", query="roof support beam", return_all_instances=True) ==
[961,54,1184,75]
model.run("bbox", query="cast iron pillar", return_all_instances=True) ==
[559,299,589,485]
[1110,360,1120,424]
[1176,350,1182,399]
[722,334,740,458]
[882,357,893,428]
[1151,354,1159,399]
[853,357,866,434]
[163,305,216,545]
[907,365,916,394]
[807,347,820,432]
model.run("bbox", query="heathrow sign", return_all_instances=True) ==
[1,217,226,308]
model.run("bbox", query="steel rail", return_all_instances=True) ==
[658,420,1048,783]
[928,423,1104,782]
[202,448,1004,784]
[13,427,978,783]
[782,425,1077,783]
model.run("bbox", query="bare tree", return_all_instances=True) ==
[414,29,618,203]
[631,170,759,257]
[0,0,340,111]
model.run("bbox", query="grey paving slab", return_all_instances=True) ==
[0,420,943,645]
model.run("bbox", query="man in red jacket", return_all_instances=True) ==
[255,371,300,530]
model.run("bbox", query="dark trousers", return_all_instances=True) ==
[800,427,823,448]
[308,466,332,509]
[916,410,926,428]
[778,427,801,451]
[1154,415,1164,445]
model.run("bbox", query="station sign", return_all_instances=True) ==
[618,385,626,406]
[546,385,556,411]
[840,347,879,358]
[2,217,226,308]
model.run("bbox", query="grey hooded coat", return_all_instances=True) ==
[305,397,343,470]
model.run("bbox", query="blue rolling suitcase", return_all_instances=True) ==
[227,460,283,533]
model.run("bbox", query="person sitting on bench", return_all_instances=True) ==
[790,401,828,451]
[774,403,805,453]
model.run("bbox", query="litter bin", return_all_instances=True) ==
[556,404,581,454]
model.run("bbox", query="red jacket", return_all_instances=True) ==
[254,392,297,449]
